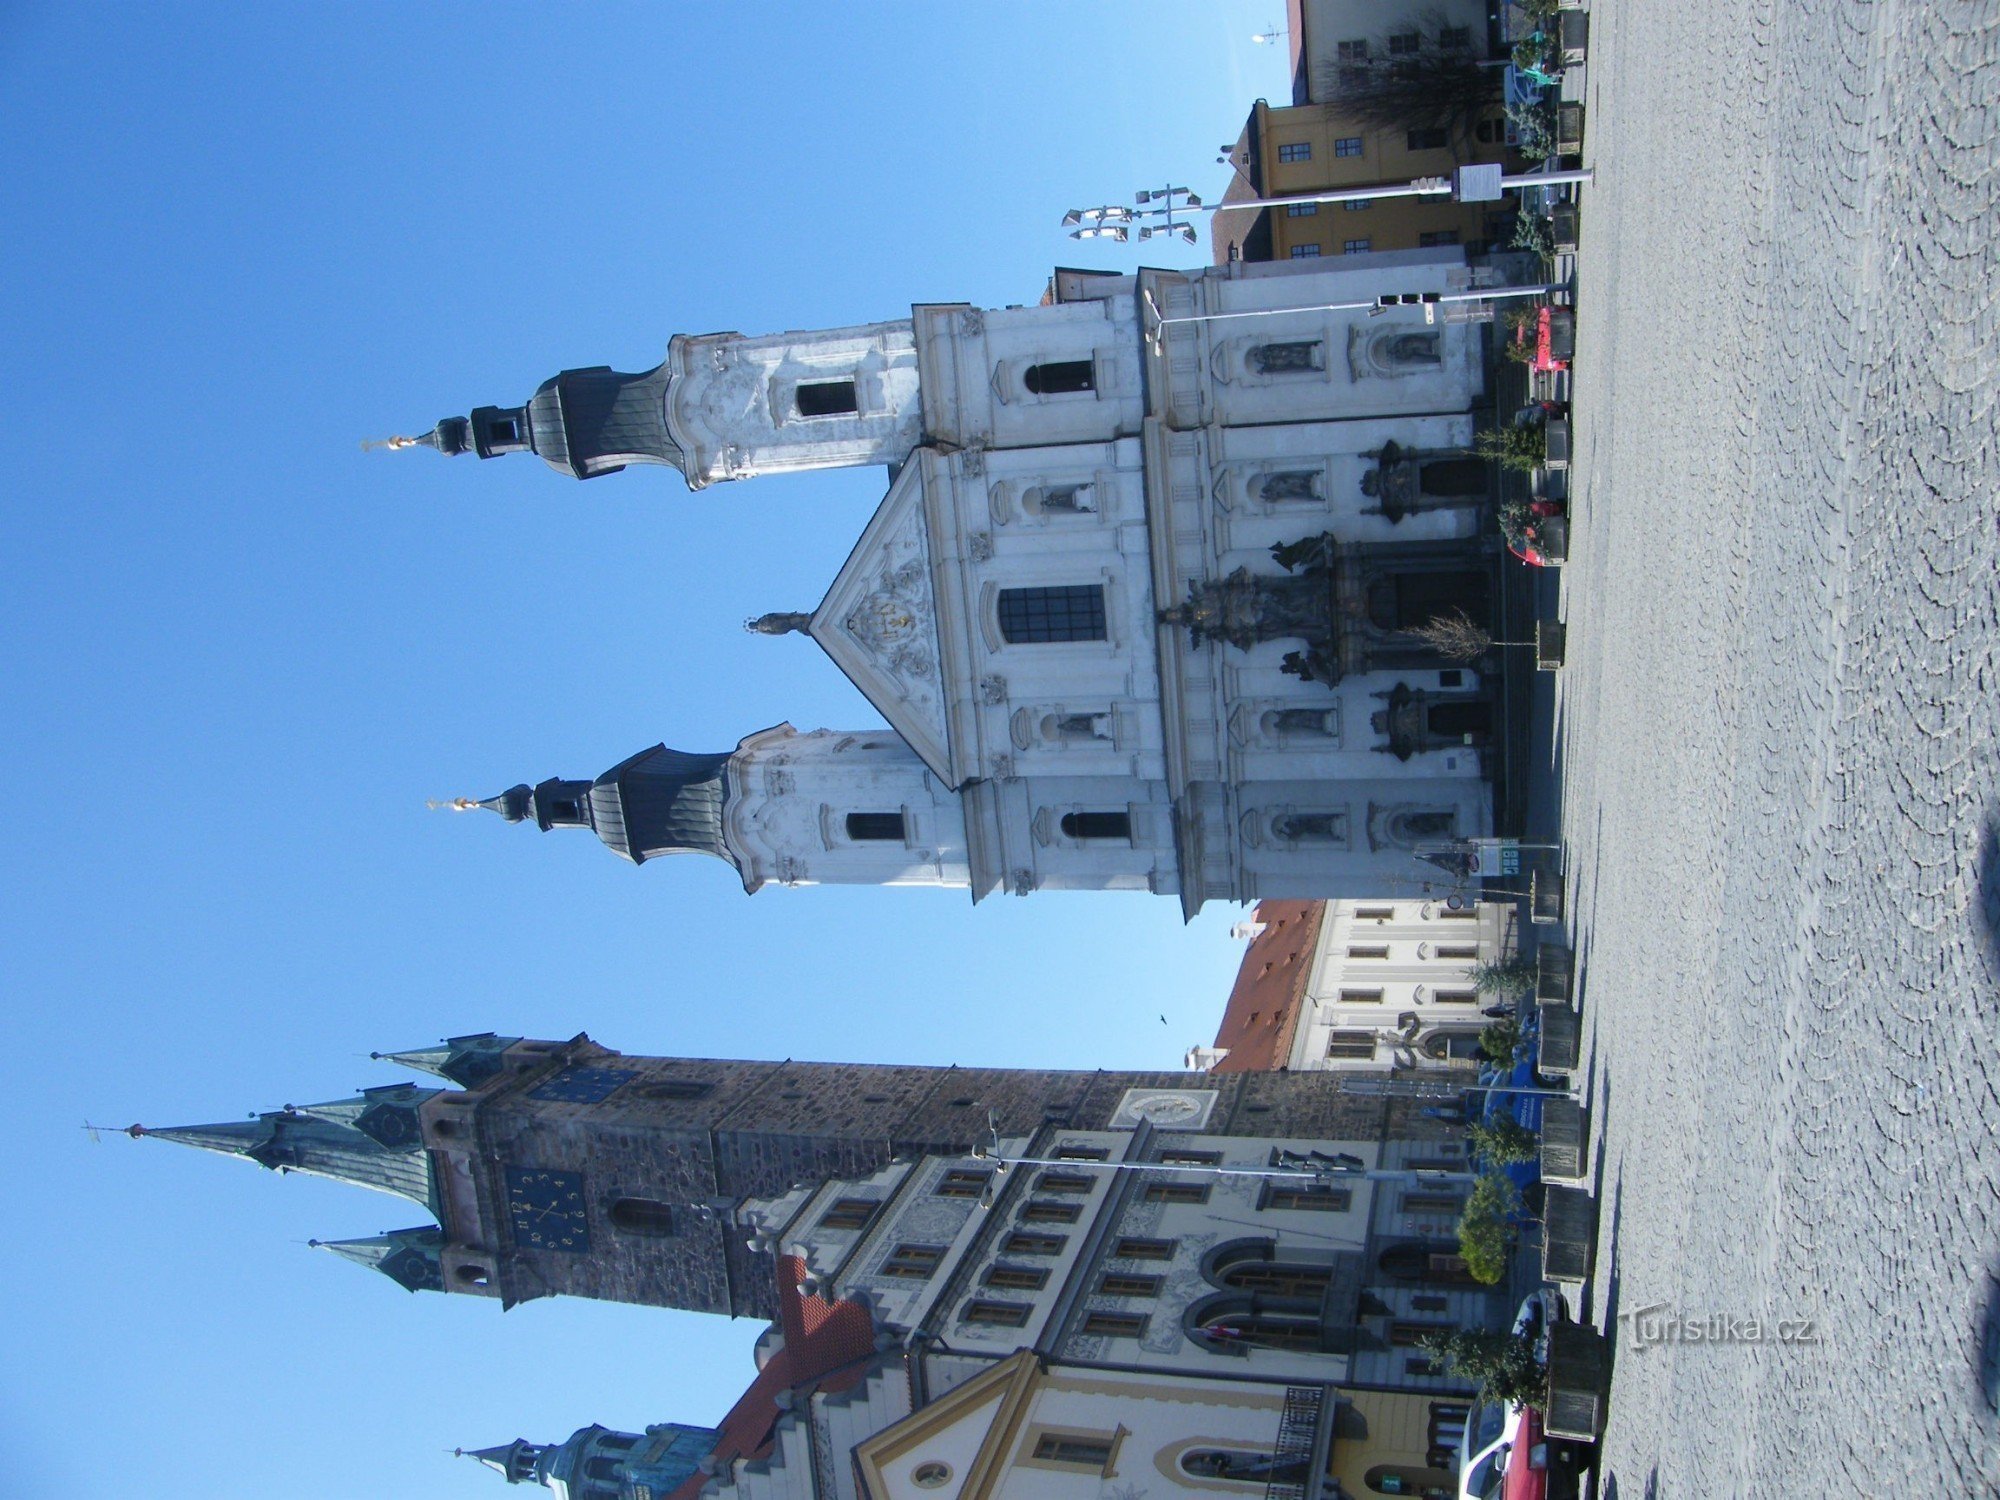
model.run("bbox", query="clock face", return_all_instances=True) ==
[529,1065,638,1104]
[505,1168,591,1253]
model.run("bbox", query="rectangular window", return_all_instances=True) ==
[1392,1320,1453,1346]
[1407,1355,1444,1377]
[1339,987,1385,1004]
[1433,943,1478,959]
[1433,990,1478,1006]
[1402,1192,1465,1213]
[1099,1272,1162,1297]
[1141,1182,1210,1205]
[1343,237,1373,255]
[1289,244,1323,259]
[1355,905,1396,919]
[1286,203,1319,217]
[882,1244,946,1279]
[1337,38,1369,61]
[1003,1231,1067,1256]
[935,1168,993,1199]
[1325,1031,1375,1059]
[1407,1157,1464,1172]
[1033,1434,1115,1469]
[1113,1236,1177,1261]
[1022,1199,1082,1224]
[997,585,1106,644]
[985,1264,1050,1291]
[1419,230,1462,248]
[1036,1170,1096,1194]
[489,417,521,444]
[1060,810,1131,841]
[1388,31,1421,52]
[965,1300,1032,1327]
[818,1198,877,1231]
[845,811,907,842]
[1347,944,1389,960]
[1411,1293,1450,1312]
[1344,198,1372,211]
[1082,1310,1149,1337]
[1407,128,1450,150]
[1053,1144,1109,1162]
[1260,1184,1353,1212]
[1277,141,1312,163]
[1438,26,1471,48]
[795,379,859,417]
[1023,359,1096,396]
[1157,1148,1221,1167]
[1334,136,1365,157]
[1436,906,1479,919]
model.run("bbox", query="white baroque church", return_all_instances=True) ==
[421,250,1512,914]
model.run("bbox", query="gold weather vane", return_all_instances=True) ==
[360,435,426,452]
[426,797,482,811]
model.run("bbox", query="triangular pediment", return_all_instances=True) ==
[811,458,959,784]
[854,1350,1041,1500]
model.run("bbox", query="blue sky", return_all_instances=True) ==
[0,7,1291,1497]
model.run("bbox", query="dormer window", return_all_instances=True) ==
[796,379,859,417]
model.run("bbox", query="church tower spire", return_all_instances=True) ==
[129,1083,440,1211]
[406,362,682,481]
[308,1227,447,1293]
[451,743,739,867]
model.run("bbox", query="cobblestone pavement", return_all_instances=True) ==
[1553,0,2000,1491]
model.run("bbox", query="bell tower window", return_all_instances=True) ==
[796,379,860,417]
[490,417,521,444]
[1061,811,1131,842]
[1024,360,1095,395]
[609,1198,676,1235]
[846,812,908,842]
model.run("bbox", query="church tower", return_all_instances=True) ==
[402,314,929,490]
[461,1422,717,1494]
[135,1031,1405,1319]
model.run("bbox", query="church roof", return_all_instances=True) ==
[133,1084,441,1212]
[809,457,959,785]
[587,745,735,864]
[1206,901,1326,1072]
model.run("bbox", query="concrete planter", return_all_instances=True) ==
[1545,1322,1612,1443]
[1550,203,1580,253]
[1544,416,1571,469]
[1559,10,1590,64]
[1530,864,1565,923]
[1547,310,1576,363]
[1539,1000,1581,1073]
[1536,618,1567,670]
[1539,514,1570,563]
[1541,1183,1598,1283]
[1558,103,1586,154]
[1540,1095,1588,1180]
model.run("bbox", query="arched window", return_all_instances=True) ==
[585,1456,623,1480]
[1273,812,1347,844]
[1023,359,1096,395]
[1364,329,1445,375]
[1041,711,1110,745]
[1182,1449,1309,1484]
[609,1198,676,1235]
[454,1264,489,1286]
[998,585,1106,643]
[1061,811,1131,842]
[1190,1304,1327,1352]
[1024,483,1095,515]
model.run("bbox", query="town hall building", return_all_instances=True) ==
[418,251,1517,912]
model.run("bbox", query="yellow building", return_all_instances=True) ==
[1214,97,1519,263]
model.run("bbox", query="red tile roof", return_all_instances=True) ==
[1207,901,1325,1073]
[665,1254,880,1500]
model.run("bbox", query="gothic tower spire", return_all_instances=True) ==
[308,1227,447,1293]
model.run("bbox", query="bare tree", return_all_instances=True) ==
[1317,11,1504,145]
[1405,607,1532,661]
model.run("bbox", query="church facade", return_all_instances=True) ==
[426,251,1515,912]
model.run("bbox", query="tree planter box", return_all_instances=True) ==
[1544,417,1571,469]
[1540,1095,1588,1179]
[1557,104,1586,153]
[1545,1322,1612,1442]
[1536,943,1573,1001]
[1550,203,1580,253]
[1539,1000,1581,1073]
[1535,619,1566,670]
[1541,1184,1598,1283]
